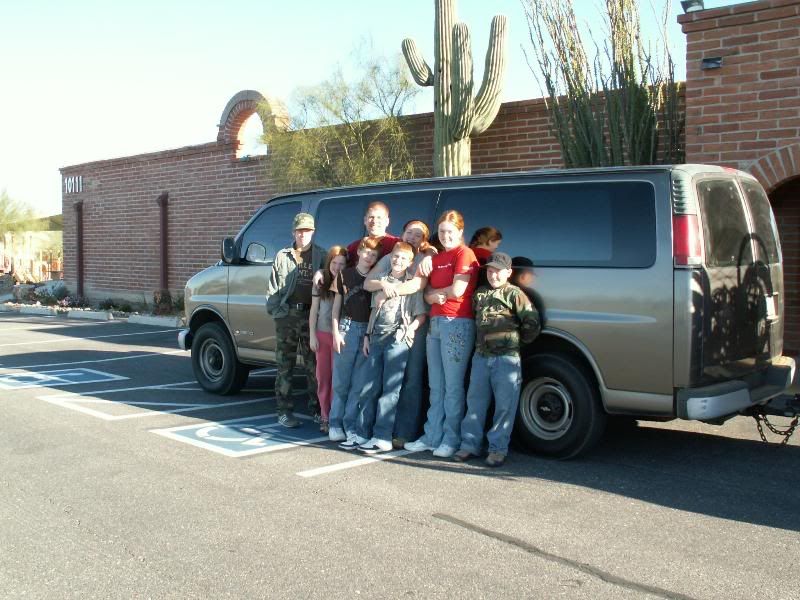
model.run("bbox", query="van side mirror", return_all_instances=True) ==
[221,237,237,264]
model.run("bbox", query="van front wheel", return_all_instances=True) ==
[515,353,606,459]
[191,322,249,395]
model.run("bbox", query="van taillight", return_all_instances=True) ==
[673,214,703,267]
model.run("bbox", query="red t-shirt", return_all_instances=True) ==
[346,234,401,266]
[428,245,479,318]
[472,246,492,265]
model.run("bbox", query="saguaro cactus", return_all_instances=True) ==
[402,0,507,177]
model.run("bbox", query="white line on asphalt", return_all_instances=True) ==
[39,394,273,421]
[296,449,417,478]
[42,380,200,398]
[0,328,180,348]
[0,349,186,371]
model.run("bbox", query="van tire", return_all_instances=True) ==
[515,353,606,459]
[191,322,249,395]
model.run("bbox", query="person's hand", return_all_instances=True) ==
[312,269,325,287]
[333,331,345,354]
[362,336,370,357]
[434,291,447,305]
[418,255,433,277]
[381,281,398,299]
[309,333,319,353]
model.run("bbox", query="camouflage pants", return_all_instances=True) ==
[274,309,320,416]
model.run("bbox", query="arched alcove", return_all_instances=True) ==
[217,90,289,159]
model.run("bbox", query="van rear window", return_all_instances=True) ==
[439,181,656,268]
[697,180,753,268]
[740,179,780,264]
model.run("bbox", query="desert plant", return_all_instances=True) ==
[402,0,508,176]
[523,0,683,167]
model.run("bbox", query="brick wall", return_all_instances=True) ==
[59,96,562,303]
[680,0,800,352]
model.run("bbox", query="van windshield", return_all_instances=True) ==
[740,179,780,264]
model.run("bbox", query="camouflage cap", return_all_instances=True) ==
[292,212,315,231]
[485,251,513,270]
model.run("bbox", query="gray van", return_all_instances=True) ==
[179,165,796,458]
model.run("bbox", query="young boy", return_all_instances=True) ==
[355,242,427,453]
[328,237,381,445]
[265,212,326,428]
[455,252,541,467]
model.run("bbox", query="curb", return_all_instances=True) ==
[20,306,57,316]
[68,310,114,321]
[128,314,184,327]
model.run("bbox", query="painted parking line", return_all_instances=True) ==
[38,380,273,421]
[0,349,186,371]
[0,367,128,389]
[152,413,328,457]
[0,328,179,348]
[296,449,416,478]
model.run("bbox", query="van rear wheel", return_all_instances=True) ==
[191,322,249,395]
[515,353,606,459]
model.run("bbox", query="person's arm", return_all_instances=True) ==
[364,256,392,293]
[312,269,325,287]
[308,294,320,352]
[515,288,542,345]
[332,294,345,353]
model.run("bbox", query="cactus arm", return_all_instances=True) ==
[450,23,474,141]
[402,38,433,87]
[470,15,508,136]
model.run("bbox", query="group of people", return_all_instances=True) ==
[265,202,540,467]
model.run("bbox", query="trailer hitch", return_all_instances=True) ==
[749,394,800,445]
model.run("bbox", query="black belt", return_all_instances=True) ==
[289,303,311,311]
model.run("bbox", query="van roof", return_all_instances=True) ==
[267,164,755,203]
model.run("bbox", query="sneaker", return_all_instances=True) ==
[278,413,300,428]
[312,413,323,424]
[392,437,406,450]
[485,452,506,467]
[433,444,457,458]
[359,438,393,454]
[328,427,346,442]
[338,439,361,450]
[319,420,329,434]
[453,449,475,462]
[404,439,433,452]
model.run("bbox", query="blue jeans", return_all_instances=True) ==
[393,319,428,441]
[329,318,369,434]
[356,333,411,441]
[420,316,475,449]
[460,353,522,456]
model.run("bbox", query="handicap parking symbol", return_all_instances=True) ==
[0,368,127,389]
[152,414,329,457]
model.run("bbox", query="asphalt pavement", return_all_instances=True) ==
[1,313,798,599]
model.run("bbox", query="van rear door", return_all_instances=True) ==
[696,177,782,381]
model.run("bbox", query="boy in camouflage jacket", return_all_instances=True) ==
[455,252,541,467]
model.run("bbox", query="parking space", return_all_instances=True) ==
[2,312,800,598]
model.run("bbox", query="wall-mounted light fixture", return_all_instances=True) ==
[681,0,704,13]
[701,57,723,70]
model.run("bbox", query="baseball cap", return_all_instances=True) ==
[292,212,315,231]
[511,256,535,270]
[485,251,513,270]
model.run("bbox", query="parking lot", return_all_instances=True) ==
[1,312,799,599]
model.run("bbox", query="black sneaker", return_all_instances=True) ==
[278,413,301,428]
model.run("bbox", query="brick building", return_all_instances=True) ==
[61,0,799,351]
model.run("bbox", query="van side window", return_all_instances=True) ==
[697,180,753,268]
[439,182,656,268]
[740,180,780,264]
[313,192,436,251]
[239,201,301,262]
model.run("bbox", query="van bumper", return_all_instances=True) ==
[677,356,796,421]
[178,329,193,351]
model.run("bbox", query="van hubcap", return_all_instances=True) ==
[199,339,225,382]
[521,377,573,440]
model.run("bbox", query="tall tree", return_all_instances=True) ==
[261,53,419,192]
[0,190,39,235]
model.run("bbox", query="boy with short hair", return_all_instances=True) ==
[355,242,427,453]
[328,237,381,444]
[455,252,541,467]
[265,212,326,428]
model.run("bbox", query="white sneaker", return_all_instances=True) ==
[328,427,346,442]
[359,438,393,454]
[433,444,457,458]
[404,439,433,452]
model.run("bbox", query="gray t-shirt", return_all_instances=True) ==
[369,272,427,341]
[312,283,334,333]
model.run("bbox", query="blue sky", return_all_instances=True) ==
[0,0,745,217]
